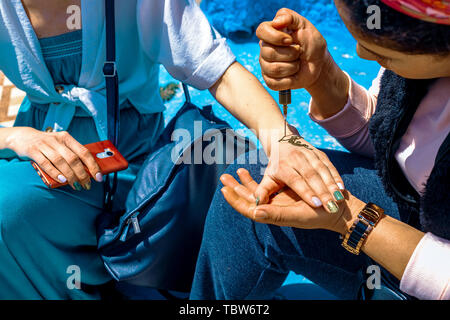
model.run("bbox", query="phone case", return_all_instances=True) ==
[31,140,129,189]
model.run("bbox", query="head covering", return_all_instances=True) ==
[380,0,450,25]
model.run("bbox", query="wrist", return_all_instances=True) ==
[1,127,20,151]
[307,52,350,120]
[333,194,366,236]
[258,123,297,157]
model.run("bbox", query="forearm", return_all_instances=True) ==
[0,127,21,159]
[307,52,350,120]
[342,198,425,281]
[0,127,18,150]
[209,62,290,155]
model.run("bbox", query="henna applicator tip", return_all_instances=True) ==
[279,89,291,136]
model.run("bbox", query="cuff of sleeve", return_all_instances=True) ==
[308,73,372,138]
[400,233,450,300]
[183,38,236,90]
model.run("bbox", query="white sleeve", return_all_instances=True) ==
[137,0,236,90]
[400,233,450,300]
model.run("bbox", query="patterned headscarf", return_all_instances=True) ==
[381,0,450,25]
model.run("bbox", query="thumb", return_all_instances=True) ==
[254,175,283,205]
[272,10,304,32]
[253,204,293,226]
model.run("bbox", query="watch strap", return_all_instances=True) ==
[341,203,384,255]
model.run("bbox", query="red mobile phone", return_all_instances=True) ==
[31,140,129,189]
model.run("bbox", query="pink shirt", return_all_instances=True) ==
[309,69,450,300]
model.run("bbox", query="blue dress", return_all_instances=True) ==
[0,30,164,299]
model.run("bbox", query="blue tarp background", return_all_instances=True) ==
[201,0,340,41]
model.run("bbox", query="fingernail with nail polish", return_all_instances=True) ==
[337,183,345,190]
[74,182,82,191]
[312,197,322,207]
[255,196,260,206]
[334,191,344,201]
[84,181,91,191]
[254,209,267,219]
[95,172,103,182]
[58,175,67,183]
[327,201,339,214]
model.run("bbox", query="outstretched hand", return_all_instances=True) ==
[220,169,360,235]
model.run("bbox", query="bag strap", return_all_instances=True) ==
[101,0,192,211]
[103,0,119,211]
[182,83,191,104]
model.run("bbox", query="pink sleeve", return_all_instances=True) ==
[308,70,383,157]
[400,233,450,300]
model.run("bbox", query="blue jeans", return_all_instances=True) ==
[190,150,403,300]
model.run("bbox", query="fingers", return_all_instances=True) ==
[220,173,240,189]
[58,132,103,183]
[261,73,299,91]
[236,168,258,192]
[288,154,341,214]
[259,55,300,79]
[263,148,343,214]
[38,142,81,190]
[221,170,258,204]
[256,21,293,46]
[31,149,68,185]
[220,187,256,219]
[314,150,345,191]
[260,41,301,63]
[272,8,305,32]
[253,174,284,205]
[256,9,306,47]
[279,165,327,209]
[300,150,345,203]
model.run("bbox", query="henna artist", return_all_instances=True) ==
[191,0,449,300]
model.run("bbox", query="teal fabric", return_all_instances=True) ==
[0,0,235,143]
[39,30,82,85]
[0,32,164,299]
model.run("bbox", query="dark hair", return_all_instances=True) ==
[338,0,450,55]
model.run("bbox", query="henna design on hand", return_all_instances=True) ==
[278,134,313,150]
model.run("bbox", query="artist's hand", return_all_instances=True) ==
[256,8,332,92]
[256,129,345,213]
[221,169,364,234]
[6,127,102,190]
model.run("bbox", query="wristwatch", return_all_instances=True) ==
[341,202,385,255]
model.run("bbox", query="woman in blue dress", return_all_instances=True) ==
[0,0,348,299]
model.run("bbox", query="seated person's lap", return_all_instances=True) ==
[0,158,110,298]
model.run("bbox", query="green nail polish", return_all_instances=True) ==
[334,190,344,201]
[327,200,339,214]
[255,196,260,206]
[74,182,82,191]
